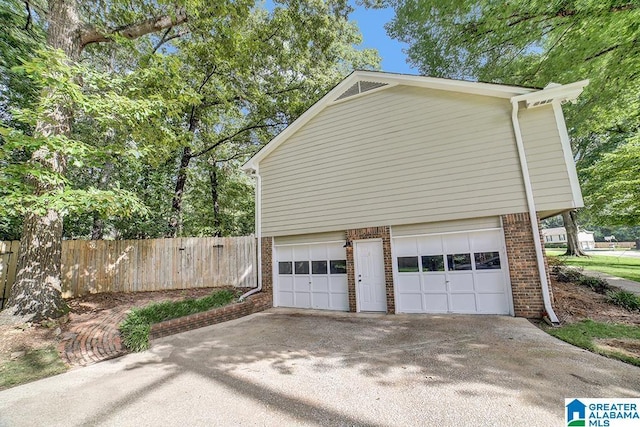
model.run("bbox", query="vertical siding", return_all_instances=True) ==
[260,85,528,236]
[519,105,577,212]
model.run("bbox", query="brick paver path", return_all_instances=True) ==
[57,288,218,368]
[58,306,130,367]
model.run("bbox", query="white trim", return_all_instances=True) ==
[353,238,385,313]
[510,99,559,323]
[391,227,503,239]
[240,169,262,301]
[511,80,589,108]
[273,240,345,247]
[242,70,535,171]
[552,100,584,207]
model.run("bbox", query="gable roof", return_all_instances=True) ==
[243,70,588,171]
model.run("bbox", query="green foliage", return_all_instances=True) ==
[577,275,610,295]
[607,290,640,312]
[546,319,640,366]
[119,289,237,351]
[0,49,171,220]
[383,0,640,227]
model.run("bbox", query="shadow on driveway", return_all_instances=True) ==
[1,309,639,426]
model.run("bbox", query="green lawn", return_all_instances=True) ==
[0,347,67,390]
[546,250,640,283]
[544,320,640,366]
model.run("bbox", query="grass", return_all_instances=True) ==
[0,347,67,390]
[546,249,640,283]
[545,320,640,366]
[119,289,237,352]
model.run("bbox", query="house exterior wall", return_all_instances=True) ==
[501,213,547,318]
[519,106,577,213]
[260,86,530,237]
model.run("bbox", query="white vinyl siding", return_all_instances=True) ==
[260,86,528,236]
[519,106,577,212]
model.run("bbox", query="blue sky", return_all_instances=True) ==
[349,5,418,74]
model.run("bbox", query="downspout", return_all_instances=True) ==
[510,99,559,324]
[239,168,262,301]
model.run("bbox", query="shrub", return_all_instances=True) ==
[577,276,610,294]
[554,265,583,283]
[119,289,237,352]
[607,290,640,312]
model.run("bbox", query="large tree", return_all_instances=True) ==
[381,0,640,255]
[0,0,213,322]
[1,0,378,322]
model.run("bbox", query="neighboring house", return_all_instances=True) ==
[542,227,595,250]
[243,71,588,321]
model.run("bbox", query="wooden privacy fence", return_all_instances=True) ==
[0,241,20,310]
[0,236,256,303]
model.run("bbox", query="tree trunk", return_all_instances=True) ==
[1,0,83,322]
[167,146,192,237]
[563,209,586,256]
[209,161,222,237]
[91,214,104,240]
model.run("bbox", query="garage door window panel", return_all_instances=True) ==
[398,256,419,272]
[330,260,347,274]
[474,252,501,270]
[312,261,328,274]
[421,255,445,272]
[447,253,472,271]
[279,262,293,274]
[295,261,310,274]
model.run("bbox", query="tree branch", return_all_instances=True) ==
[152,28,189,54]
[80,8,188,48]
[192,122,286,159]
[23,1,32,31]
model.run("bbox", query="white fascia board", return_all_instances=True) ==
[552,100,584,208]
[512,80,589,108]
[352,71,534,98]
[242,70,537,171]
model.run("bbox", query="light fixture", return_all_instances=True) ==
[343,239,352,248]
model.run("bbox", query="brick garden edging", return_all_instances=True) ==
[149,293,272,340]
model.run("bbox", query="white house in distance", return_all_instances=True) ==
[242,71,588,322]
[542,227,596,250]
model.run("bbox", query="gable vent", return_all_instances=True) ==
[335,81,388,101]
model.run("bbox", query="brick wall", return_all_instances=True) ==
[261,237,273,293]
[345,226,395,314]
[502,212,547,318]
[149,293,272,340]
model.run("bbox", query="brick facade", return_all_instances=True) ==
[345,226,395,314]
[149,293,272,340]
[261,236,273,292]
[501,212,547,318]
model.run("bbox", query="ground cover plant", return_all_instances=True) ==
[119,289,237,351]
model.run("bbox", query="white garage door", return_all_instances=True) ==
[275,242,349,311]
[394,230,511,314]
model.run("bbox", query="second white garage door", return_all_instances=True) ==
[275,242,349,311]
[393,230,512,314]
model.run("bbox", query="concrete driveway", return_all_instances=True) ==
[1,309,639,427]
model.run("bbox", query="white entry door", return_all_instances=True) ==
[354,240,387,312]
